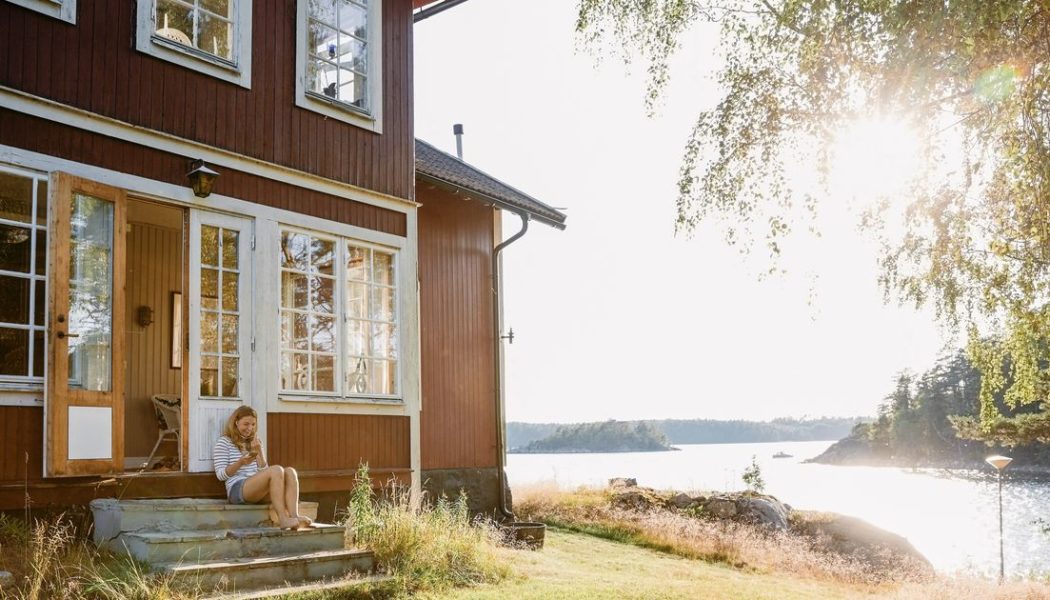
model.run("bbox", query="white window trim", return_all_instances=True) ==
[294,0,384,133]
[6,0,75,24]
[135,0,253,89]
[278,225,401,402]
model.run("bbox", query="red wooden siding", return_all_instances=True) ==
[267,413,411,472]
[0,0,415,201]
[417,186,498,470]
[0,110,407,236]
[0,406,43,483]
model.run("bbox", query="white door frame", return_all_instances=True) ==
[187,209,257,472]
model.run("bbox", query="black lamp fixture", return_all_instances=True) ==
[187,159,219,198]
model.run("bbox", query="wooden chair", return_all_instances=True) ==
[144,394,182,470]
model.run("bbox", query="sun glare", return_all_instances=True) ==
[830,116,923,204]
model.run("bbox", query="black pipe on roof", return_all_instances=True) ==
[413,0,471,23]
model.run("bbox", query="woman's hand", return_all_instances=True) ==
[250,438,263,456]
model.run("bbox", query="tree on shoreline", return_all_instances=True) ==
[576,0,1050,443]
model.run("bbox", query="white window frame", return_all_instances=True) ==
[6,0,75,24]
[278,225,401,403]
[135,0,253,89]
[294,0,384,133]
[0,164,49,401]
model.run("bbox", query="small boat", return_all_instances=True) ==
[772,451,792,459]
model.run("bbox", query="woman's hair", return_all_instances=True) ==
[223,405,257,452]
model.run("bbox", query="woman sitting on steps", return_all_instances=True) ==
[212,405,313,530]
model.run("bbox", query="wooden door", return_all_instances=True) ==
[45,173,126,476]
[188,210,254,472]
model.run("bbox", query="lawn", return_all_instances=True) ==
[423,527,878,600]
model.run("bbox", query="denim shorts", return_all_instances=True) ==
[228,478,247,505]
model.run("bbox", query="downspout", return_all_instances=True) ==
[493,210,529,520]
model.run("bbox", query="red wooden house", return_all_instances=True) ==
[0,0,565,519]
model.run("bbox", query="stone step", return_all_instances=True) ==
[90,498,319,544]
[204,574,391,600]
[161,548,376,594]
[113,523,346,564]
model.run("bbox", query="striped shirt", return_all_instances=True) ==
[213,436,261,495]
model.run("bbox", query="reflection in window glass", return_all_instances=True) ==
[155,0,235,62]
[279,230,337,392]
[345,244,397,395]
[305,0,370,111]
[199,223,242,399]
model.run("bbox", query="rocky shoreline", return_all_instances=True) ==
[604,477,933,576]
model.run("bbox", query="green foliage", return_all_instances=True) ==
[343,465,510,596]
[576,0,1050,442]
[515,420,674,453]
[741,455,766,494]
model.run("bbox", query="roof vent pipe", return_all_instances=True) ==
[453,123,464,160]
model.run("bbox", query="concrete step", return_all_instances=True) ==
[90,498,319,544]
[161,548,376,594]
[114,523,346,564]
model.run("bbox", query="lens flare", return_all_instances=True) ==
[974,65,1020,103]
[830,116,922,204]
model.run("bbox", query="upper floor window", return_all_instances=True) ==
[295,0,384,133]
[5,0,76,24]
[136,0,253,89]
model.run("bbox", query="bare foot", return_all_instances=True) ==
[296,515,314,528]
[279,516,300,530]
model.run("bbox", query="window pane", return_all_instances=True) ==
[35,230,46,275]
[312,276,334,314]
[201,268,218,310]
[308,21,339,60]
[313,355,335,391]
[347,246,369,281]
[337,1,367,39]
[34,280,44,325]
[281,312,308,350]
[311,238,334,275]
[68,193,113,393]
[202,311,218,354]
[281,231,310,270]
[221,314,238,354]
[347,282,366,319]
[155,0,194,47]
[222,271,239,311]
[337,35,366,73]
[200,0,231,18]
[31,330,44,378]
[282,352,310,390]
[198,11,232,60]
[201,225,219,266]
[281,272,309,309]
[373,251,393,285]
[371,322,397,360]
[221,229,239,269]
[308,58,339,99]
[0,224,32,273]
[0,327,28,376]
[348,319,368,356]
[370,359,395,395]
[221,357,239,397]
[371,286,394,322]
[312,314,335,353]
[337,69,366,108]
[0,276,29,324]
[36,180,48,226]
[347,356,367,393]
[201,354,218,396]
[0,172,33,224]
[308,0,337,22]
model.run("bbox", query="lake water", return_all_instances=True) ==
[507,440,1050,576]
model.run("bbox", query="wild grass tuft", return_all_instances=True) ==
[341,465,511,596]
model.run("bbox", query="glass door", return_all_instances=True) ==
[188,210,254,472]
[45,173,126,476]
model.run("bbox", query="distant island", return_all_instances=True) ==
[508,416,863,452]
[512,421,677,454]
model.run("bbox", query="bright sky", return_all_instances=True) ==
[414,0,948,423]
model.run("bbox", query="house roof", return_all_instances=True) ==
[415,139,567,230]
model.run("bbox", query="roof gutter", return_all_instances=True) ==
[413,0,471,23]
[492,209,529,521]
[416,172,566,230]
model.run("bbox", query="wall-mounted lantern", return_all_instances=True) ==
[187,159,219,198]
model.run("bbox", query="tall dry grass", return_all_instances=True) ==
[0,512,192,600]
[341,466,512,596]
